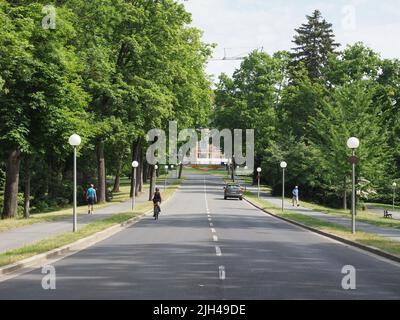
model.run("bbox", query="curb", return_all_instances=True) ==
[0,184,181,282]
[244,197,400,264]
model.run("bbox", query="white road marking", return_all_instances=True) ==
[215,246,222,256]
[210,223,214,227]
[211,228,216,233]
[213,235,219,242]
[219,266,226,280]
[208,218,212,222]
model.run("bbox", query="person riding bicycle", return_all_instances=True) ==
[152,188,162,216]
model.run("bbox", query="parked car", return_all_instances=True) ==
[224,183,244,200]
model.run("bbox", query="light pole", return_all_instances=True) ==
[170,165,174,179]
[280,161,287,212]
[132,161,139,210]
[347,137,360,234]
[164,165,169,191]
[155,165,158,189]
[257,167,262,198]
[69,134,81,232]
[393,182,397,211]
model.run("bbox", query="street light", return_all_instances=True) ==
[393,182,397,211]
[257,167,262,198]
[154,165,159,191]
[132,161,139,210]
[69,134,81,232]
[164,165,169,191]
[347,137,360,234]
[280,161,287,212]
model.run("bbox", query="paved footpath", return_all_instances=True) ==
[236,179,400,243]
[0,180,175,254]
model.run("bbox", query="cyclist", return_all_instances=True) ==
[86,184,97,214]
[152,188,162,218]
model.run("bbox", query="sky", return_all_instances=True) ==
[181,0,400,81]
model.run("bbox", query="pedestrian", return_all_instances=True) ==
[292,186,300,207]
[86,184,97,214]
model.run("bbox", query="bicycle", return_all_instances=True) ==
[153,202,161,220]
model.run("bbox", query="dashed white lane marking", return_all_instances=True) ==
[208,218,212,222]
[211,228,216,233]
[215,246,222,256]
[219,266,226,280]
[210,223,214,227]
[213,235,219,242]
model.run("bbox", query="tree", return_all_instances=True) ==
[0,2,87,218]
[291,10,340,81]
[309,81,391,208]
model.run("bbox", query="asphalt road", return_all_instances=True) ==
[1,173,400,300]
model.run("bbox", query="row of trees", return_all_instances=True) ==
[0,0,213,218]
[214,10,400,208]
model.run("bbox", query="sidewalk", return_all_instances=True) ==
[236,178,400,243]
[366,205,400,220]
[0,179,175,254]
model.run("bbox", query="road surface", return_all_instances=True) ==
[0,173,400,300]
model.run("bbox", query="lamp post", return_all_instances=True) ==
[131,161,139,210]
[280,161,287,212]
[393,182,397,211]
[164,165,169,191]
[155,165,158,190]
[69,134,81,232]
[347,137,360,234]
[257,167,262,198]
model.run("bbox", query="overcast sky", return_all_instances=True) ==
[181,0,400,81]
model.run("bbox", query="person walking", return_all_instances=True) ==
[292,186,300,207]
[86,184,97,214]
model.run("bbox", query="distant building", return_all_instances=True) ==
[183,139,228,165]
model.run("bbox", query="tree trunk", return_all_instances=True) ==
[149,165,155,201]
[343,178,347,211]
[178,163,183,179]
[130,139,140,198]
[138,153,143,193]
[2,148,21,219]
[113,170,120,193]
[24,155,32,219]
[96,140,106,203]
[143,163,149,183]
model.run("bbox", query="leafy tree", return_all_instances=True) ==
[291,10,340,81]
[309,81,391,208]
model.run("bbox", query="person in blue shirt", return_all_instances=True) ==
[86,184,97,214]
[292,186,300,207]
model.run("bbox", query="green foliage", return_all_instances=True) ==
[214,10,399,208]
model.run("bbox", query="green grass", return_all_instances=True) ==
[0,178,146,232]
[245,192,400,257]
[0,184,180,268]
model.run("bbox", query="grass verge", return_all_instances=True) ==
[0,184,180,268]
[245,192,400,257]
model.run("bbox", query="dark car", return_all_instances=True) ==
[224,183,244,200]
